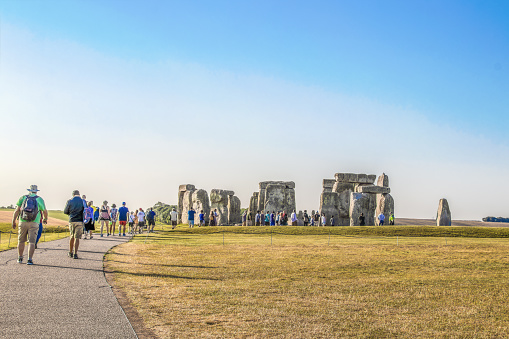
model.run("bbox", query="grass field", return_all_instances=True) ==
[105,225,509,338]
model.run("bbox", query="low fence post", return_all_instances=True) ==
[397,236,399,246]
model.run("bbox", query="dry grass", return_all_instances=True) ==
[106,229,509,338]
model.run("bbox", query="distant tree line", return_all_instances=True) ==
[152,202,177,224]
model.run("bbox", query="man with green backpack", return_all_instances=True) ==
[11,185,48,265]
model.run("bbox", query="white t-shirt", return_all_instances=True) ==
[291,213,297,222]
[137,211,145,222]
[170,211,178,221]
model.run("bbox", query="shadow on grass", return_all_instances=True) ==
[108,269,221,280]
[108,259,218,269]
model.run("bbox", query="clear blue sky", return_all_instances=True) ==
[2,0,508,138]
[1,0,508,219]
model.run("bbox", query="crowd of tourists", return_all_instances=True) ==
[10,185,156,265]
[11,184,396,265]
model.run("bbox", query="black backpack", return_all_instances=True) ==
[21,195,39,222]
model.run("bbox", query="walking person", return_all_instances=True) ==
[128,211,136,234]
[389,213,395,225]
[12,185,48,265]
[313,211,320,227]
[303,211,309,226]
[109,204,118,235]
[170,208,178,229]
[270,211,276,226]
[291,210,298,226]
[213,209,219,226]
[147,208,156,232]
[118,202,129,236]
[64,190,85,259]
[321,213,327,227]
[359,213,366,226]
[378,213,385,226]
[242,210,247,226]
[199,210,205,227]
[188,207,196,228]
[137,208,146,233]
[209,210,215,226]
[255,211,261,226]
[330,215,335,226]
[99,201,111,237]
[264,211,270,226]
[83,201,95,239]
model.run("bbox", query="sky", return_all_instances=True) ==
[0,0,508,219]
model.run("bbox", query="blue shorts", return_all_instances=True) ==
[189,220,195,226]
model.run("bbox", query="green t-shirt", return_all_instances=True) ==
[16,194,46,224]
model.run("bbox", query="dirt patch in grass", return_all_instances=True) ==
[105,231,509,338]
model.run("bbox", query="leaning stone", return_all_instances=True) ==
[210,189,231,226]
[355,185,390,194]
[437,199,451,226]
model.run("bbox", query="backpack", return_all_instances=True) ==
[21,195,39,222]
[100,206,110,220]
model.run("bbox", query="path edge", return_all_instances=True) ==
[103,241,158,339]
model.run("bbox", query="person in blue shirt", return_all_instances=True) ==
[270,211,276,226]
[147,208,156,233]
[188,208,196,228]
[118,202,129,236]
[199,210,205,227]
[94,208,99,222]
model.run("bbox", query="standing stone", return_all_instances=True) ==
[322,179,335,193]
[333,182,355,226]
[177,184,195,224]
[192,189,210,225]
[258,188,266,212]
[284,188,296,214]
[349,192,376,226]
[437,199,451,226]
[376,193,394,222]
[377,173,389,187]
[247,192,259,225]
[319,192,340,227]
[180,189,196,225]
[264,184,286,213]
[210,189,233,226]
[228,195,241,225]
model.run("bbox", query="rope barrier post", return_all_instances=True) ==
[328,230,330,246]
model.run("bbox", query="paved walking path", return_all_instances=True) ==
[0,234,138,339]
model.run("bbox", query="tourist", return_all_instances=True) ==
[84,201,95,239]
[378,213,385,226]
[330,215,335,226]
[389,213,395,225]
[99,201,110,237]
[199,210,205,227]
[291,210,297,226]
[170,208,178,229]
[283,211,288,225]
[313,211,320,227]
[264,211,270,226]
[270,211,276,226]
[209,210,215,226]
[303,210,309,226]
[242,210,247,226]
[12,185,48,265]
[276,212,280,226]
[255,211,261,226]
[118,202,129,236]
[359,213,366,226]
[187,207,196,228]
[109,204,118,235]
[128,211,136,234]
[214,209,219,225]
[147,208,156,232]
[137,208,146,233]
[321,213,327,227]
[63,190,85,259]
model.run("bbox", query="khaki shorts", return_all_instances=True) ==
[18,221,38,244]
[69,222,84,239]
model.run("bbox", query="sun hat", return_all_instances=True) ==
[27,185,39,193]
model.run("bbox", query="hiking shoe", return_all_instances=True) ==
[27,259,33,265]
[100,234,103,237]
[118,233,121,236]
[73,253,78,259]
[68,252,73,258]
[17,256,23,264]
[123,233,126,236]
